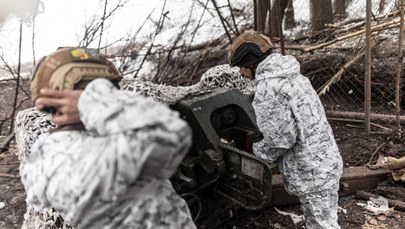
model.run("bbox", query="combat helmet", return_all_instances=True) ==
[31,47,122,112]
[227,31,273,67]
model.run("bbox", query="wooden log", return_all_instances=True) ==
[0,173,20,179]
[326,110,405,124]
[356,190,405,211]
[375,186,405,200]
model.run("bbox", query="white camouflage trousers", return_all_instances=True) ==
[298,190,340,229]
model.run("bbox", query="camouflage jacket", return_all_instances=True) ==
[252,53,343,196]
[20,79,196,229]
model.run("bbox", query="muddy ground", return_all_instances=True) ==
[1,78,405,229]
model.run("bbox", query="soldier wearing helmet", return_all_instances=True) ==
[227,31,273,79]
[19,47,196,229]
[229,31,343,229]
[30,47,122,114]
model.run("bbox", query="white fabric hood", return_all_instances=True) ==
[256,53,301,81]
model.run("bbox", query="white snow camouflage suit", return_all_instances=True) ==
[15,64,252,229]
[252,53,343,228]
[19,79,196,229]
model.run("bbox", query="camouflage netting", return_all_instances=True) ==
[21,207,72,229]
[13,64,254,229]
[14,108,55,163]
[120,64,255,104]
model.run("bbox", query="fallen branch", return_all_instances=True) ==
[340,219,363,225]
[0,133,15,153]
[375,186,405,200]
[282,16,400,53]
[317,46,366,96]
[0,162,20,165]
[356,190,405,211]
[345,124,363,129]
[366,143,386,170]
[316,36,384,96]
[0,173,20,179]
[332,10,400,34]
[327,117,392,132]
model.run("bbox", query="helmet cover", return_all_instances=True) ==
[228,31,274,67]
[31,47,122,111]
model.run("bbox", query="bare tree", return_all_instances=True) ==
[309,0,334,31]
[284,0,296,30]
[379,0,386,12]
[0,1,42,135]
[334,0,347,20]
[78,0,129,49]
[253,0,295,38]
[211,0,232,43]
[254,0,271,34]
[132,0,169,79]
[270,0,289,38]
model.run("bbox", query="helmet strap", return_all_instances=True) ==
[247,64,258,80]
[248,53,269,80]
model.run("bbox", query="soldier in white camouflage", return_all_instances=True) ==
[19,47,196,229]
[15,50,254,229]
[228,31,343,229]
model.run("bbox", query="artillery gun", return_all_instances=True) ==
[170,88,273,228]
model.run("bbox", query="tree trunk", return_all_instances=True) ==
[379,0,386,13]
[334,0,347,20]
[284,0,296,30]
[255,0,271,34]
[270,0,289,37]
[309,0,334,31]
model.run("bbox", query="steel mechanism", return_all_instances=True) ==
[170,88,273,228]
